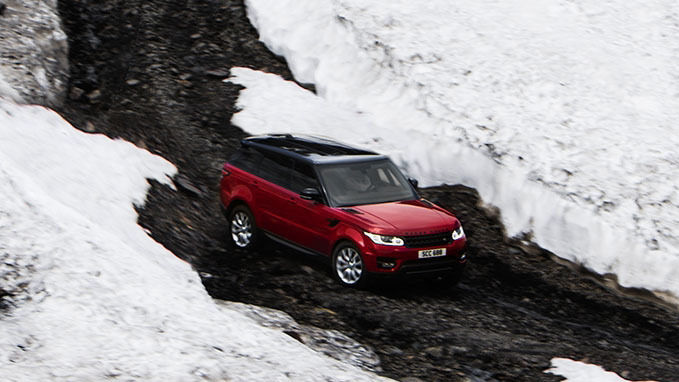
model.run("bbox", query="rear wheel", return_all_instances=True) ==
[229,205,257,249]
[332,242,367,287]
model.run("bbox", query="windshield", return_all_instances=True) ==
[317,159,417,207]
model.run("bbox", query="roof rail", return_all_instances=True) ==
[243,134,377,157]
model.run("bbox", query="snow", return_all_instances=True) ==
[241,0,679,305]
[222,301,382,372]
[0,99,387,381]
[546,358,656,382]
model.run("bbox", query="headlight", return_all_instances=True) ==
[364,232,404,246]
[452,226,465,241]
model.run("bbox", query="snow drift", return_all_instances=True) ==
[0,99,386,381]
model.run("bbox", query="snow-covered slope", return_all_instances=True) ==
[241,0,679,304]
[0,99,387,381]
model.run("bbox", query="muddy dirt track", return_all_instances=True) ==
[56,1,679,380]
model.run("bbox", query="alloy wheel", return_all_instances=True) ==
[335,246,364,285]
[231,210,252,248]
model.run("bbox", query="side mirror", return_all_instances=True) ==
[408,178,419,189]
[300,187,322,202]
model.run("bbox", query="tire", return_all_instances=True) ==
[228,204,257,249]
[332,242,367,287]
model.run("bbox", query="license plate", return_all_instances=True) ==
[418,248,446,259]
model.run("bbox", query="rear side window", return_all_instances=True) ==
[229,146,319,194]
[257,150,293,189]
[289,161,320,194]
[229,148,262,173]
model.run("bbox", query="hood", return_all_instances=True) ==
[342,199,457,235]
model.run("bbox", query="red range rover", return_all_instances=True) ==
[220,134,467,287]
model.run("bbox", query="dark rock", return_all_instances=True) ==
[174,175,204,198]
[447,345,469,354]
[383,345,404,356]
[424,346,444,359]
[69,86,85,100]
[205,69,229,78]
[177,79,192,88]
[283,330,304,344]
[86,89,102,103]
[0,3,6,16]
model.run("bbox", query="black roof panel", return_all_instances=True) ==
[242,134,382,164]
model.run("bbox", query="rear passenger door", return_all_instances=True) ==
[284,160,333,254]
[251,150,296,238]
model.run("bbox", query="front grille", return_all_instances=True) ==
[402,231,452,248]
[400,257,458,275]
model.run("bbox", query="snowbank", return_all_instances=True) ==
[242,0,679,304]
[547,358,656,382]
[0,99,387,381]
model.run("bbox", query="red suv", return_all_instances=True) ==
[220,134,467,287]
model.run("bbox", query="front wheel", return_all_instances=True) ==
[229,205,257,249]
[332,242,367,287]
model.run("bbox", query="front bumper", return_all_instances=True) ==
[361,237,467,275]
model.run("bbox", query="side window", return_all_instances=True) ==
[289,161,320,194]
[229,148,262,173]
[257,150,293,189]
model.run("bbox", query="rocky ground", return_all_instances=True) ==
[0,0,68,105]
[55,0,679,381]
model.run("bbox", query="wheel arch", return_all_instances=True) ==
[221,181,255,214]
[331,238,357,256]
[331,224,367,255]
[225,198,250,217]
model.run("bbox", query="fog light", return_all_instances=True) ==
[377,257,397,269]
[459,252,467,261]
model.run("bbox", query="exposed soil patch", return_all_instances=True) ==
[56,1,679,381]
